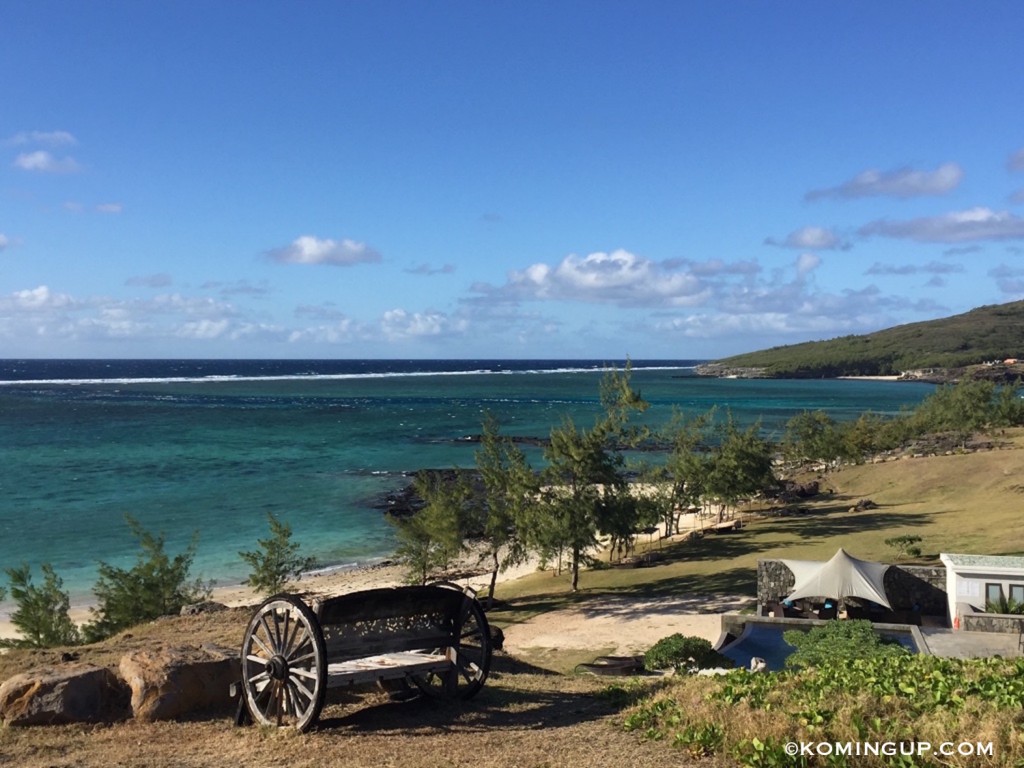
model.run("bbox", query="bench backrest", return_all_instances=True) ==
[314,585,469,661]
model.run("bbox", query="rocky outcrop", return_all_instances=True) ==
[693,363,768,378]
[0,664,129,726]
[849,498,878,512]
[179,600,229,616]
[119,644,240,722]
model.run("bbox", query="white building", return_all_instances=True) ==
[940,553,1024,626]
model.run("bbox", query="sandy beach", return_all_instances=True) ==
[836,375,901,381]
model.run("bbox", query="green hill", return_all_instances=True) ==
[702,300,1024,378]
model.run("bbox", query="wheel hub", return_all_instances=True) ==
[266,654,289,680]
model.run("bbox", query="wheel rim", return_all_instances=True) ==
[241,595,326,731]
[413,592,492,700]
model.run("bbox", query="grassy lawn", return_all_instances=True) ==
[491,429,1024,628]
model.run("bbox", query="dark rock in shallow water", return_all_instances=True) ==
[374,469,484,519]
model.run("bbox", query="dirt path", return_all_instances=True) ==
[502,593,754,657]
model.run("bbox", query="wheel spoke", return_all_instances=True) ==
[283,679,298,719]
[289,676,314,708]
[259,615,280,654]
[459,660,483,683]
[286,628,311,661]
[288,649,317,667]
[249,631,275,659]
[256,680,276,721]
[280,609,293,656]
[271,609,284,652]
[246,670,271,686]
[289,666,318,681]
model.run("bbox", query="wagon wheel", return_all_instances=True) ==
[240,594,327,732]
[412,592,492,700]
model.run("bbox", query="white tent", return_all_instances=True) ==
[782,548,891,609]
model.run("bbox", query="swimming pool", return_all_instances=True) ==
[717,619,925,671]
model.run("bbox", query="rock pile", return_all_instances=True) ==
[0,604,242,727]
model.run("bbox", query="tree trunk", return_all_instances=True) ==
[487,549,500,609]
[571,545,580,592]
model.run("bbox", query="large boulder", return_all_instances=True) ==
[119,644,240,722]
[0,664,130,726]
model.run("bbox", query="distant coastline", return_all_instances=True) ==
[695,361,1021,385]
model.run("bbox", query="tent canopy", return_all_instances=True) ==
[782,548,891,609]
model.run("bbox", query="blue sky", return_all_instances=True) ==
[2,2,1024,360]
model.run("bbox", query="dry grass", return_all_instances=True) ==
[0,652,675,768]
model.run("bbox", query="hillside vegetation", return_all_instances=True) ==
[701,300,1024,378]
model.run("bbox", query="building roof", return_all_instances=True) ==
[940,553,1024,572]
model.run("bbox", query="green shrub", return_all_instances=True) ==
[644,633,733,671]
[783,619,910,670]
[83,516,208,643]
[884,533,923,559]
[985,596,1024,615]
[238,512,316,597]
[2,563,80,648]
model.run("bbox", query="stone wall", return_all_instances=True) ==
[886,565,947,614]
[958,602,1024,634]
[757,560,947,616]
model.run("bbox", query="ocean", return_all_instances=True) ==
[0,359,935,606]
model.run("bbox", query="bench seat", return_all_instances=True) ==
[325,652,452,688]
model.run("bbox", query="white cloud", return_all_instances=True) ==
[8,285,73,310]
[683,258,761,277]
[288,318,359,344]
[989,264,1024,295]
[764,226,848,250]
[859,207,1024,243]
[1008,148,1024,173]
[13,150,82,173]
[865,261,965,277]
[796,253,821,276]
[380,308,467,340]
[475,249,707,308]
[268,235,382,266]
[0,234,8,251]
[405,263,456,276]
[806,162,963,201]
[96,202,123,214]
[5,130,77,147]
[176,319,231,339]
[0,284,368,351]
[126,273,174,288]
[650,283,936,343]
[203,279,270,297]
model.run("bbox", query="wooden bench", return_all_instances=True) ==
[236,582,493,731]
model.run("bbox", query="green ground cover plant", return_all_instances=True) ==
[783,620,910,670]
[624,655,1024,766]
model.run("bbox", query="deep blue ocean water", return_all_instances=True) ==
[0,359,934,606]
